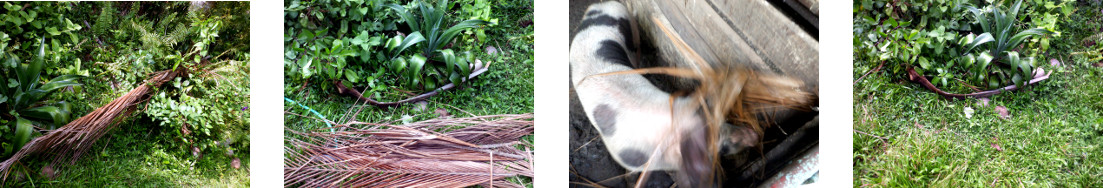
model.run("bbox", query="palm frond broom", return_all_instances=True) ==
[284,113,535,187]
[0,69,181,180]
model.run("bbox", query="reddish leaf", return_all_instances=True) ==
[991,137,1003,152]
[231,158,241,169]
[996,106,1010,119]
[977,98,990,107]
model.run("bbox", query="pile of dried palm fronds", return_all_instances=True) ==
[285,113,534,187]
[0,69,180,180]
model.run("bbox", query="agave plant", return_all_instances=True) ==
[0,38,81,157]
[963,0,1052,88]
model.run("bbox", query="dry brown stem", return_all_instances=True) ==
[284,113,535,187]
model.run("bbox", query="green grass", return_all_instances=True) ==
[853,4,1103,187]
[853,48,1103,187]
[10,119,249,187]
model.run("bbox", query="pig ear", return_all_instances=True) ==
[677,126,714,187]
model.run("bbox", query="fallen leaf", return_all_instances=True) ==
[977,98,990,107]
[486,46,498,55]
[996,106,1010,119]
[964,107,975,119]
[434,108,451,118]
[413,101,429,112]
[41,165,54,179]
[991,137,1003,152]
[192,146,202,158]
[231,157,241,169]
[1050,58,1061,67]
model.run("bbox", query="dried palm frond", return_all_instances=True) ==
[0,69,181,180]
[285,113,535,188]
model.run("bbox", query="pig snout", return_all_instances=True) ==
[719,123,759,156]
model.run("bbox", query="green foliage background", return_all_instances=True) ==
[854,0,1074,92]
[0,2,250,186]
[285,0,508,93]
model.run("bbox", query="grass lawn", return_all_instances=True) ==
[853,62,1103,186]
[14,120,250,187]
[853,3,1103,187]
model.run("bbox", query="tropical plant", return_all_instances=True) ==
[0,38,81,157]
[458,0,497,46]
[963,0,1052,88]
[285,0,402,87]
[387,0,488,90]
[387,0,488,59]
[855,0,1066,92]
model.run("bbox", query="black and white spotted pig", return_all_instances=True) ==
[570,1,756,186]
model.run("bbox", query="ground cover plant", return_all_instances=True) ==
[283,0,534,187]
[0,2,249,186]
[854,0,1103,186]
[855,0,1069,93]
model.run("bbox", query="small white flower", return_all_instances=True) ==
[964,107,975,119]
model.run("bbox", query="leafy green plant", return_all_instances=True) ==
[387,0,488,59]
[458,0,497,45]
[285,0,403,87]
[386,0,488,90]
[855,0,1065,92]
[0,38,81,157]
[963,0,1052,88]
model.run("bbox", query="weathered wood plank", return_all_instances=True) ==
[624,0,819,92]
[799,0,818,15]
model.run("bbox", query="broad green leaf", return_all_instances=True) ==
[965,33,994,53]
[392,32,425,59]
[390,57,407,73]
[345,70,360,83]
[408,54,427,87]
[918,57,931,70]
[22,105,71,126]
[45,27,61,36]
[12,118,33,152]
[386,4,420,32]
